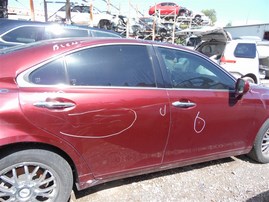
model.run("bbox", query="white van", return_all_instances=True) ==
[219,39,260,84]
[194,28,269,84]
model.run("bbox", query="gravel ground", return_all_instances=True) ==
[71,155,269,202]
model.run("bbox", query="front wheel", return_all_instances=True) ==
[248,120,269,163]
[0,149,73,201]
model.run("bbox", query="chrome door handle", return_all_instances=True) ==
[33,101,75,109]
[172,101,196,108]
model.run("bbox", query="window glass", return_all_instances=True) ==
[158,47,234,89]
[234,43,256,58]
[45,27,88,39]
[29,58,67,85]
[2,26,44,43]
[72,6,89,13]
[91,30,120,38]
[65,45,156,87]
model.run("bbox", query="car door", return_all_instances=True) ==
[18,44,170,177]
[155,46,256,163]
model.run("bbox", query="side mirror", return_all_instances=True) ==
[235,78,250,99]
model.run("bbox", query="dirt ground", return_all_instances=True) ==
[71,155,269,202]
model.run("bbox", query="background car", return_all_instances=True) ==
[1,37,269,201]
[0,18,121,49]
[194,27,269,84]
[50,4,116,29]
[191,12,212,26]
[138,17,168,37]
[148,2,187,17]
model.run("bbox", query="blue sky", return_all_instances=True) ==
[9,0,269,26]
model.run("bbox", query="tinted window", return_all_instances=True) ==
[2,26,44,43]
[65,45,156,87]
[158,47,234,89]
[234,43,256,58]
[29,58,67,85]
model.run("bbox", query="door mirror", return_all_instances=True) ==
[235,78,250,99]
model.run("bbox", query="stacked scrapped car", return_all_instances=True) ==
[50,4,117,29]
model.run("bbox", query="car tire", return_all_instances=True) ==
[98,20,112,30]
[159,28,168,37]
[0,149,73,201]
[248,119,269,163]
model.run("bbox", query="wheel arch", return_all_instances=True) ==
[247,118,269,163]
[242,73,257,83]
[0,139,95,190]
[0,142,77,178]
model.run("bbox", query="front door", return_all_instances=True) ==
[155,46,256,163]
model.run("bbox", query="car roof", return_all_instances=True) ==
[0,19,50,34]
[0,37,168,57]
[0,37,191,75]
[0,18,121,37]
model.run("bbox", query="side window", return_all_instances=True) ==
[157,47,234,89]
[29,58,67,85]
[65,45,156,87]
[234,43,256,58]
[2,26,44,43]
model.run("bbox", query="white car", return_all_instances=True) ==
[194,27,269,84]
[51,4,116,29]
[219,39,260,83]
[191,12,211,26]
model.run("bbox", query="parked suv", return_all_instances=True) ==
[194,27,269,84]
[219,39,260,83]
[0,19,121,49]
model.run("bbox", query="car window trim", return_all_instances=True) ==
[153,44,237,90]
[17,43,163,88]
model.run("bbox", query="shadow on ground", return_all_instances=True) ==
[246,190,269,202]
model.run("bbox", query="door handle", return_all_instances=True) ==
[33,101,75,109]
[172,101,196,108]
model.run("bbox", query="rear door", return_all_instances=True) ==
[18,44,171,177]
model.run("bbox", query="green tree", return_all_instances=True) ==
[201,9,217,25]
[226,21,232,26]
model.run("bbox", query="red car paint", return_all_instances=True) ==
[149,2,181,16]
[0,37,269,192]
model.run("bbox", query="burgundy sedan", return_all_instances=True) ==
[0,38,269,201]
